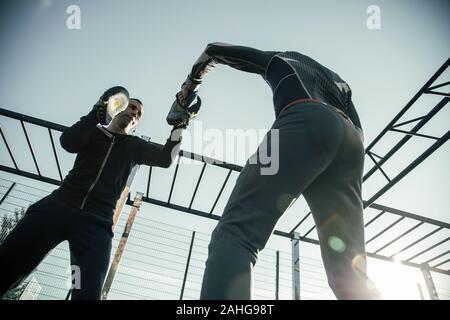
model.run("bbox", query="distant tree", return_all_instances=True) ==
[1,207,27,300]
[0,207,26,243]
[1,281,29,300]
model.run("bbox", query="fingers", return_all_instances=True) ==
[176,91,186,105]
[181,83,189,97]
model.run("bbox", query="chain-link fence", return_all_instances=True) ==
[1,178,447,300]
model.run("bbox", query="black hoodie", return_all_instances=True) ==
[51,109,182,224]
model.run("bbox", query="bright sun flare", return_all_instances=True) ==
[368,259,425,299]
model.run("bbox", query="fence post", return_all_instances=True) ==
[276,250,280,300]
[417,283,425,300]
[101,192,144,300]
[0,182,15,206]
[180,231,196,300]
[420,263,439,300]
[291,232,300,300]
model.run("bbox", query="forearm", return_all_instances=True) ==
[185,43,278,90]
[157,127,183,168]
[136,127,183,168]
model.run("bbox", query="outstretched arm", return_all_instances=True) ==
[134,127,183,168]
[184,42,279,91]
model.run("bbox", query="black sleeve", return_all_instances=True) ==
[59,109,98,153]
[188,42,279,83]
[134,129,183,168]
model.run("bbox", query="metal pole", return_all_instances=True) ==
[189,163,207,210]
[168,157,181,204]
[209,169,232,215]
[102,192,144,300]
[417,283,425,300]
[364,97,448,183]
[365,130,450,207]
[48,128,63,181]
[0,182,15,206]
[291,232,300,300]
[276,251,280,300]
[364,58,449,152]
[420,263,439,300]
[20,120,41,176]
[112,186,131,231]
[111,163,138,231]
[180,231,196,300]
[0,126,20,171]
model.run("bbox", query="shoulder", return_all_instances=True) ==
[128,135,147,145]
[128,135,156,151]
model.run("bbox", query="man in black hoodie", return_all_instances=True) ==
[0,87,188,299]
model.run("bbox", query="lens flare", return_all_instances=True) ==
[328,236,346,253]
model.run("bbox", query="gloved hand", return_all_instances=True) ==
[93,86,130,125]
[166,90,201,127]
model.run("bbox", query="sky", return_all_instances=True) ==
[0,0,449,299]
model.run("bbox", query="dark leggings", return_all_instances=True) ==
[0,195,112,300]
[200,102,380,300]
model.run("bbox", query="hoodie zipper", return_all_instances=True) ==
[80,135,115,210]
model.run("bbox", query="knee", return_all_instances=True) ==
[208,237,258,267]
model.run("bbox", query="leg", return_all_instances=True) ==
[68,213,113,300]
[200,104,344,299]
[0,196,66,297]
[303,120,381,299]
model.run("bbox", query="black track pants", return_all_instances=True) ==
[0,195,113,300]
[201,102,380,300]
